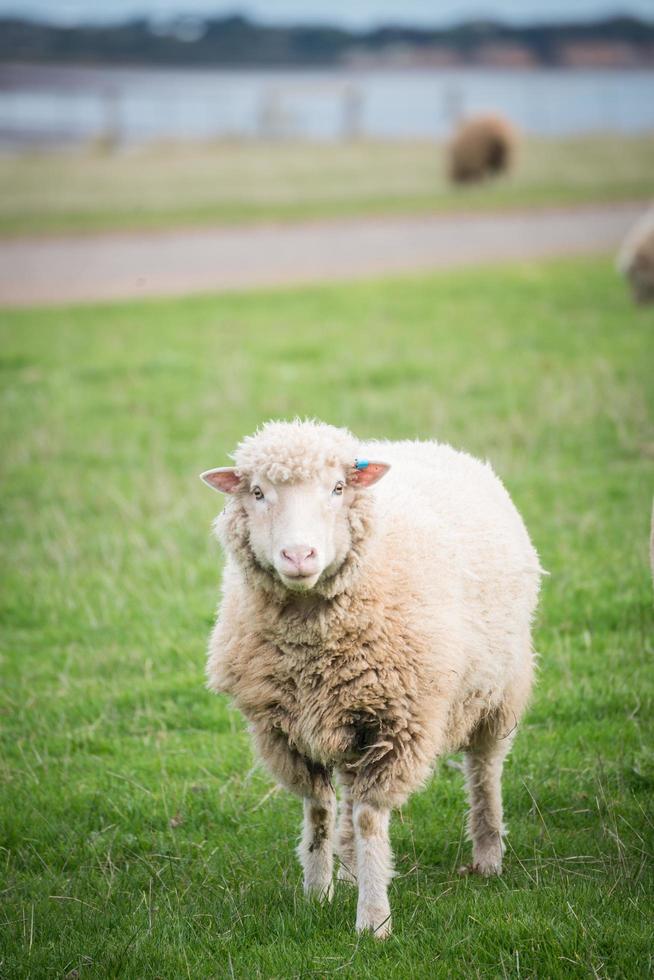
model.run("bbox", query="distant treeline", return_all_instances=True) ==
[0,15,652,68]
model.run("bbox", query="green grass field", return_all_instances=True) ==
[1,257,653,977]
[1,135,653,236]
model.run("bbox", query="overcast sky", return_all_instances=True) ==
[4,0,654,27]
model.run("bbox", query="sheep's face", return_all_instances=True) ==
[243,466,350,591]
[202,461,389,593]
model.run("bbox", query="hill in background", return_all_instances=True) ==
[0,14,653,69]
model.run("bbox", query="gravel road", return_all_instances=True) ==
[0,201,644,307]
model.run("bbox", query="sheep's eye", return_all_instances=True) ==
[332,481,345,496]
[252,486,264,501]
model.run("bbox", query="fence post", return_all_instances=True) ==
[342,83,363,141]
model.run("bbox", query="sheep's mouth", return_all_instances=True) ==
[278,570,321,591]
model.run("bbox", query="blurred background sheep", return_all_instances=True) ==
[447,114,517,184]
[617,207,654,304]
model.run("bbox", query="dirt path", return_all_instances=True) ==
[0,201,644,307]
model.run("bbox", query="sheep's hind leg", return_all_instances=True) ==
[335,772,357,883]
[462,717,513,877]
[298,793,336,902]
[353,802,393,938]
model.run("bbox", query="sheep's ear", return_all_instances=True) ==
[200,467,241,494]
[349,460,391,488]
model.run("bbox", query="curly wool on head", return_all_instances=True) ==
[232,418,359,485]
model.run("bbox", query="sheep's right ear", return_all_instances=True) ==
[200,467,241,494]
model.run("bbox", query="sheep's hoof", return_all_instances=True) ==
[458,859,502,877]
[356,907,392,939]
[304,879,334,903]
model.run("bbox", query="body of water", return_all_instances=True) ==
[0,63,653,148]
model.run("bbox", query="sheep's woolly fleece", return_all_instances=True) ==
[617,206,654,303]
[617,207,654,273]
[448,113,516,183]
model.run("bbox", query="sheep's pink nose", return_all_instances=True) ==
[280,546,317,573]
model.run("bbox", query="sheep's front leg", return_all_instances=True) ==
[346,714,444,936]
[250,724,336,900]
[353,802,393,938]
[298,793,336,902]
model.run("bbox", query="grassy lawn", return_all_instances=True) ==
[0,135,653,237]
[1,256,653,977]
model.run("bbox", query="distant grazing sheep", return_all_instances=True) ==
[448,114,517,184]
[201,420,542,938]
[617,207,654,304]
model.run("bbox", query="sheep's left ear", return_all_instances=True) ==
[200,467,241,494]
[349,460,391,488]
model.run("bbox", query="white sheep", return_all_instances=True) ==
[201,419,542,938]
[617,207,654,304]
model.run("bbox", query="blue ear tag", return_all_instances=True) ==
[355,458,369,470]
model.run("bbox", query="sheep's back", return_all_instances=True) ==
[363,439,536,567]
